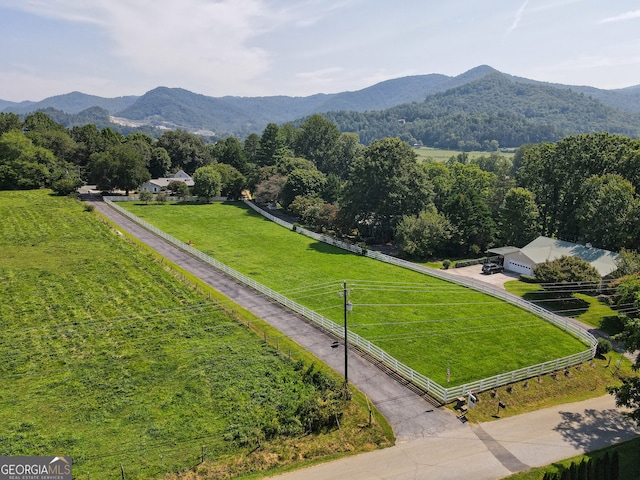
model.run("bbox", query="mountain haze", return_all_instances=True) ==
[2,65,640,147]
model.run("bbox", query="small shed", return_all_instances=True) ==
[488,236,619,277]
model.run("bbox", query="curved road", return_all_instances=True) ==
[91,199,640,480]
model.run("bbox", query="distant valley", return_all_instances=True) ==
[2,65,640,148]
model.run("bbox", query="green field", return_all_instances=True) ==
[504,281,623,334]
[414,146,515,163]
[121,201,589,387]
[0,191,391,479]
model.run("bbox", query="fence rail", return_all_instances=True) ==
[105,198,597,404]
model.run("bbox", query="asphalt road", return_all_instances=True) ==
[91,199,640,479]
[272,395,640,480]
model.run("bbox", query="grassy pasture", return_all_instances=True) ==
[0,191,391,479]
[414,146,515,163]
[504,280,623,334]
[121,201,589,387]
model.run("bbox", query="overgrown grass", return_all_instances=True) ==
[120,201,589,387]
[458,353,631,423]
[0,191,392,479]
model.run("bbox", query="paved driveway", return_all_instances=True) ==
[444,265,519,289]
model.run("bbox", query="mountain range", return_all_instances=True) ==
[2,65,640,146]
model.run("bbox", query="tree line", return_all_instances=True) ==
[3,111,640,257]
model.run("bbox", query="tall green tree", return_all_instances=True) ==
[192,165,222,200]
[576,174,639,251]
[87,143,150,195]
[255,123,287,167]
[280,168,327,208]
[148,147,171,178]
[70,124,107,167]
[0,112,22,136]
[210,163,246,198]
[0,130,59,190]
[23,112,77,164]
[444,190,494,255]
[339,138,433,242]
[327,132,363,179]
[212,137,248,174]
[608,316,640,427]
[518,133,640,241]
[157,129,212,174]
[243,133,261,165]
[395,206,452,259]
[294,114,340,172]
[498,187,540,247]
[442,162,496,254]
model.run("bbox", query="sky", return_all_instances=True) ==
[1,0,640,102]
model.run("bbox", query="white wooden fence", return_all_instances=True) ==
[105,198,597,404]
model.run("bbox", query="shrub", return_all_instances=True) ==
[534,256,601,296]
[138,189,154,204]
[83,203,95,212]
[52,177,81,196]
[519,274,538,283]
[596,338,612,356]
[442,259,451,269]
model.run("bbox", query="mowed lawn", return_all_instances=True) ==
[0,191,390,479]
[122,201,589,386]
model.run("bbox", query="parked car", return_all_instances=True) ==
[482,262,504,274]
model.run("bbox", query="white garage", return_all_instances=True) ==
[488,236,619,278]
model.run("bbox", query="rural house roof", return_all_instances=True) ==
[490,236,619,277]
[143,170,194,188]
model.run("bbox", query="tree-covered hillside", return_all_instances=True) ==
[323,73,640,149]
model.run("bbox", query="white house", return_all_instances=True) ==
[140,170,194,194]
[488,236,619,277]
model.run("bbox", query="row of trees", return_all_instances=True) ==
[4,111,640,257]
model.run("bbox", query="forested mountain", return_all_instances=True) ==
[323,72,640,149]
[3,91,138,115]
[3,66,640,145]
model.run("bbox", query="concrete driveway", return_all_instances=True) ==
[443,265,520,289]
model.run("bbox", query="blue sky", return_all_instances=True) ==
[1,0,639,102]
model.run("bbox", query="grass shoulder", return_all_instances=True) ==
[451,353,632,423]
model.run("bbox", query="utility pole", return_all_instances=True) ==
[343,280,351,386]
[343,281,348,385]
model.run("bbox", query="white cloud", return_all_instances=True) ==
[600,10,640,24]
[0,0,283,95]
[505,0,530,36]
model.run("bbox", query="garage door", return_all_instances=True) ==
[505,260,533,275]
